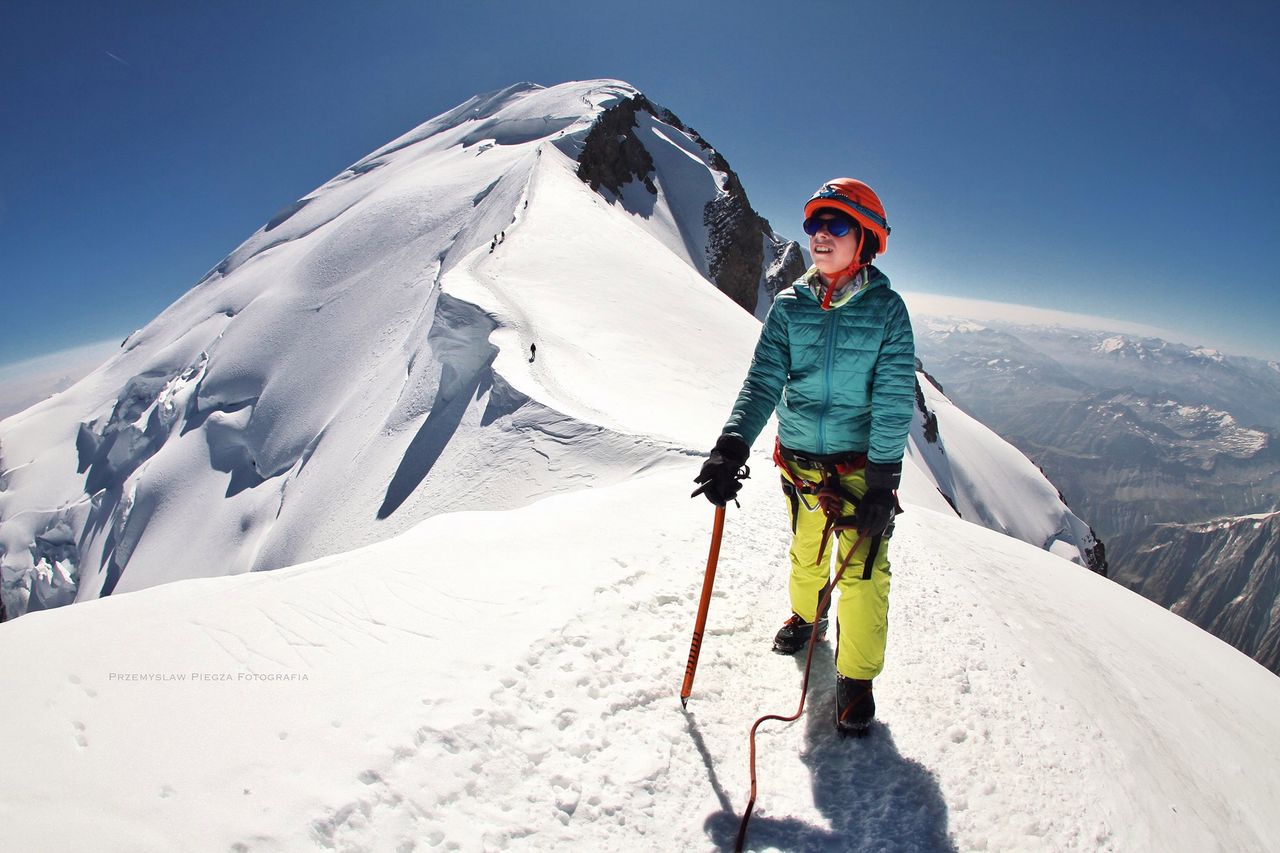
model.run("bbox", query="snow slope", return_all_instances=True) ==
[2,463,1277,852]
[908,374,1100,564]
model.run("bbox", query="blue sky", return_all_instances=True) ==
[2,1,1277,365]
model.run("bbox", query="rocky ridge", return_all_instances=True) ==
[576,94,802,314]
[1113,511,1280,675]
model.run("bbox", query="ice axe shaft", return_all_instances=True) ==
[680,505,726,707]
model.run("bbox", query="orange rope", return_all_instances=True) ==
[734,534,865,852]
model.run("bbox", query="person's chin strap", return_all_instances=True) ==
[819,231,866,310]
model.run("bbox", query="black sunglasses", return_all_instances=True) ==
[802,214,859,238]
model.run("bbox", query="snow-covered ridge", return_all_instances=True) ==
[356,80,639,168]
[906,369,1103,569]
[1181,508,1280,532]
[1,79,775,620]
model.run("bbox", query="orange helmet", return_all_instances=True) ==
[804,178,890,257]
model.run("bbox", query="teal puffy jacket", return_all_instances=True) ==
[723,265,916,464]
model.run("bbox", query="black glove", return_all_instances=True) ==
[856,461,901,537]
[691,434,750,506]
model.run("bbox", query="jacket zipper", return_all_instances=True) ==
[817,309,837,453]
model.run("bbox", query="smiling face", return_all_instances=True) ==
[807,210,860,279]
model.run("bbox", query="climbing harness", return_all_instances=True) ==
[773,440,881,577]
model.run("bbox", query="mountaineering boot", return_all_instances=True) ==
[772,613,828,655]
[835,675,875,737]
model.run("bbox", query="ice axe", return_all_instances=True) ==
[679,504,726,707]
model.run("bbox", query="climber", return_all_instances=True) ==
[692,178,915,736]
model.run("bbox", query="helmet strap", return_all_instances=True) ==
[819,230,866,311]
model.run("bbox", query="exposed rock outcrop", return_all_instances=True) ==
[575,96,657,197]
[703,189,764,312]
[576,94,800,315]
[1112,512,1280,675]
[761,237,807,312]
[913,358,950,449]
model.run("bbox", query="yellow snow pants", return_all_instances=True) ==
[781,461,892,680]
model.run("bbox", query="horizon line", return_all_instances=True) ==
[1,294,1276,375]
[900,291,1278,362]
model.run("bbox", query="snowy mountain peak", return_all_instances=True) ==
[356,79,638,167]
[1091,332,1243,371]
[1097,334,1127,355]
[0,79,794,619]
[923,318,989,336]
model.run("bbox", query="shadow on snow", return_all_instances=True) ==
[693,650,954,852]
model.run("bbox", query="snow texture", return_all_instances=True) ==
[2,467,1278,851]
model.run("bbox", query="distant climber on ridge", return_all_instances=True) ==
[693,178,915,737]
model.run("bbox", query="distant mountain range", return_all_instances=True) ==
[912,316,1280,673]
[1111,511,1280,673]
[0,341,120,420]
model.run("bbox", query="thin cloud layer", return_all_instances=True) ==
[902,291,1181,341]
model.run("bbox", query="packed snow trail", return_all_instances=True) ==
[444,140,760,447]
[4,453,1278,851]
